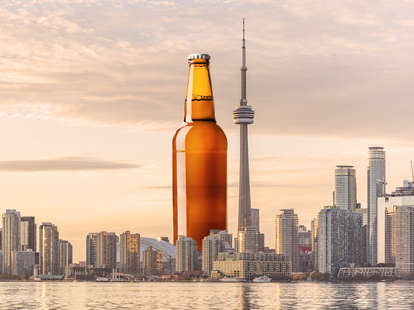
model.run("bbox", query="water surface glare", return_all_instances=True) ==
[1,281,414,309]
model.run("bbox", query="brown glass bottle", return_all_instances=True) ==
[172,54,227,251]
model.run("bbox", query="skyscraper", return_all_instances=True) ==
[58,239,72,274]
[234,19,255,232]
[275,209,299,272]
[317,206,362,276]
[39,222,59,275]
[142,246,163,276]
[2,210,21,274]
[335,165,357,210]
[250,209,260,232]
[21,216,36,252]
[238,226,258,254]
[86,232,97,266]
[367,146,386,265]
[120,231,140,274]
[96,231,118,269]
[202,230,233,275]
[176,235,198,273]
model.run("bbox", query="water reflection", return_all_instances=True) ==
[239,284,252,310]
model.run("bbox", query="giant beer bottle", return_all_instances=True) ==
[173,53,227,250]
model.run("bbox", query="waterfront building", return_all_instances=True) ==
[311,218,319,270]
[142,246,163,275]
[0,228,2,250]
[96,231,118,269]
[2,209,21,274]
[20,216,36,252]
[337,266,397,280]
[275,209,299,272]
[39,222,59,275]
[202,230,233,275]
[367,146,386,265]
[58,240,73,274]
[335,165,357,210]
[86,233,97,266]
[120,231,140,274]
[176,236,198,273]
[13,250,36,277]
[234,20,255,233]
[378,181,414,266]
[317,206,362,276]
[238,226,258,254]
[212,252,291,280]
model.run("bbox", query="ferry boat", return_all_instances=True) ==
[96,277,110,282]
[252,275,272,283]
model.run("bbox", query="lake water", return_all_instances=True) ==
[1,281,414,309]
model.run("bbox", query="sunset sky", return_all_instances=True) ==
[2,0,414,262]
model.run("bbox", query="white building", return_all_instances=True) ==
[202,230,232,275]
[367,146,386,266]
[176,236,198,273]
[2,210,21,274]
[335,165,357,210]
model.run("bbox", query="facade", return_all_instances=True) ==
[318,206,362,276]
[20,216,36,252]
[298,225,312,272]
[13,250,36,277]
[176,236,198,273]
[311,218,319,270]
[238,226,258,254]
[234,21,255,233]
[120,231,140,274]
[367,146,386,265]
[58,240,73,274]
[393,205,414,274]
[250,209,260,232]
[337,266,397,280]
[142,246,163,276]
[275,209,299,272]
[202,230,233,275]
[378,182,414,265]
[335,165,357,210]
[39,222,59,275]
[86,233,97,266]
[212,252,291,280]
[2,209,21,274]
[96,232,118,269]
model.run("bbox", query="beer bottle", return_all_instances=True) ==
[172,53,227,250]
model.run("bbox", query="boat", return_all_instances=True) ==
[252,275,272,283]
[96,277,110,282]
[219,277,246,282]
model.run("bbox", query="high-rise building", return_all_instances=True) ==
[234,20,255,233]
[238,226,258,254]
[96,232,117,269]
[317,206,362,276]
[367,146,386,265]
[12,250,36,277]
[298,225,312,272]
[2,210,21,274]
[176,236,198,273]
[275,209,299,272]
[86,233,97,266]
[0,228,2,250]
[58,240,72,274]
[378,181,414,267]
[120,231,140,274]
[39,222,59,275]
[142,246,163,276]
[202,230,232,275]
[393,205,414,274]
[335,165,357,210]
[20,216,36,252]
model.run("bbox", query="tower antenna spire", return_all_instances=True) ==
[241,18,247,105]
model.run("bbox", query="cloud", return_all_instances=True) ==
[2,0,414,141]
[0,157,140,172]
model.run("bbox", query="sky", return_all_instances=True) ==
[2,0,414,262]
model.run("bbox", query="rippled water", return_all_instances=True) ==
[1,281,414,309]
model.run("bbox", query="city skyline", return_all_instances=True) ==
[2,1,414,263]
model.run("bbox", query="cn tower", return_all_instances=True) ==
[233,19,255,232]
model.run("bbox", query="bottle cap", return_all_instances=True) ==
[187,53,211,61]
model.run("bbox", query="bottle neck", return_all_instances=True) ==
[184,59,216,122]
